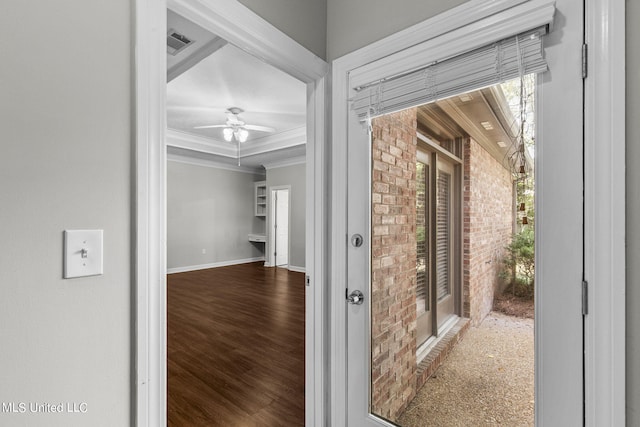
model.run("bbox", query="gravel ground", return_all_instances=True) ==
[397,312,534,427]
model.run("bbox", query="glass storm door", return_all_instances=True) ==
[342,0,584,425]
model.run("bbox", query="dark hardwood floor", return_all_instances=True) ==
[167,263,305,426]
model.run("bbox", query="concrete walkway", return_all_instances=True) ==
[398,312,534,427]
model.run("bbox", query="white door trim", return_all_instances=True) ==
[331,0,625,425]
[135,0,328,425]
[584,0,626,425]
[135,2,167,426]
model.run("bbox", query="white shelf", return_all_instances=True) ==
[254,181,267,217]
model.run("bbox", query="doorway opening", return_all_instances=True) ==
[271,187,291,267]
[164,7,310,425]
[369,75,536,426]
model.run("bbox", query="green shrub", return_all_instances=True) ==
[500,228,535,297]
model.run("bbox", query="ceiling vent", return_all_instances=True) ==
[167,29,194,56]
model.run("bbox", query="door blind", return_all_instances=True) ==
[416,162,429,314]
[436,171,451,301]
[351,26,548,120]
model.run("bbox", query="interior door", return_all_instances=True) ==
[274,188,290,266]
[344,0,584,425]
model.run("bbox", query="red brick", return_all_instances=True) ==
[463,138,513,325]
[370,109,418,420]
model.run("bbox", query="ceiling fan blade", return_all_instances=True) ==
[244,124,276,133]
[193,124,228,129]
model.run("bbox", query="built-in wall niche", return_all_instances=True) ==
[254,181,267,216]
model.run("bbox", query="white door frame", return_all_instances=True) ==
[330,0,625,425]
[269,185,291,267]
[583,0,626,424]
[134,0,328,425]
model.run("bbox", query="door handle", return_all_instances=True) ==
[351,234,363,247]
[346,290,364,305]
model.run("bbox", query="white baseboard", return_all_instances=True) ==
[261,263,305,273]
[288,265,306,273]
[167,257,265,274]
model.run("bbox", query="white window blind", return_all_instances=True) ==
[416,161,429,314]
[351,26,548,120]
[436,171,451,301]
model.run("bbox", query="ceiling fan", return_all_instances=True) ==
[194,107,276,166]
[194,107,276,142]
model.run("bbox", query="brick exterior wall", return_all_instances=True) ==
[463,138,514,325]
[369,113,514,420]
[370,109,418,422]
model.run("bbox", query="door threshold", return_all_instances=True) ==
[415,317,470,391]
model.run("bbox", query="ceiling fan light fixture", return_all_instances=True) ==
[223,127,234,142]
[237,129,249,143]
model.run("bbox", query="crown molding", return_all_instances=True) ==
[167,152,265,174]
[242,126,306,156]
[262,155,306,170]
[166,128,236,157]
[166,126,306,159]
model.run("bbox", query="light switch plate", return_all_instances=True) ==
[64,230,103,279]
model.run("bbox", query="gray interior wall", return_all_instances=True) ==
[0,1,131,426]
[266,164,306,269]
[237,0,327,60]
[167,161,265,270]
[326,0,468,60]
[626,0,639,423]
[1,0,637,424]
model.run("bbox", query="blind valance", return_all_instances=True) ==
[351,26,548,120]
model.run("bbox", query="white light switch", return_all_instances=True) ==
[64,230,103,279]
